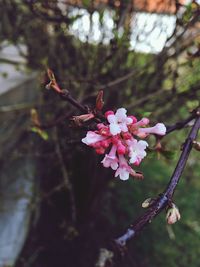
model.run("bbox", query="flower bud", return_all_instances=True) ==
[47,68,56,81]
[130,170,144,179]
[111,136,119,144]
[99,127,110,136]
[193,140,200,151]
[30,108,40,126]
[133,159,141,166]
[101,139,111,148]
[137,123,166,137]
[136,132,148,139]
[153,123,166,136]
[134,118,150,127]
[95,147,105,154]
[92,141,101,148]
[72,113,95,125]
[97,123,105,129]
[122,132,132,140]
[166,204,181,225]
[142,198,154,208]
[117,144,126,154]
[105,110,114,118]
[128,116,137,124]
[96,90,104,111]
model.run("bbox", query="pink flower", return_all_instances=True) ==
[101,145,118,170]
[115,166,130,180]
[82,131,107,146]
[132,118,150,127]
[106,108,133,135]
[126,139,148,165]
[137,123,166,137]
[116,140,126,155]
[82,106,166,181]
[115,155,134,180]
[129,118,150,137]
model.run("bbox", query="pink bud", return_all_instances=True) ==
[95,147,105,154]
[128,116,137,124]
[112,136,120,145]
[130,170,144,179]
[97,123,105,130]
[92,141,101,148]
[138,123,166,136]
[117,144,126,154]
[72,113,95,124]
[122,132,132,140]
[99,127,110,136]
[135,118,150,127]
[136,132,148,139]
[96,90,104,111]
[105,110,114,118]
[101,139,111,148]
[130,118,150,133]
[133,159,141,166]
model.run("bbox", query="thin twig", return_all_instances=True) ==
[166,110,198,134]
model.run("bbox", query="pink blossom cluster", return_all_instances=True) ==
[82,108,166,181]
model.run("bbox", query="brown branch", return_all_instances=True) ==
[166,109,199,134]
[46,69,87,113]
[45,69,105,123]
[59,89,88,113]
[114,110,200,250]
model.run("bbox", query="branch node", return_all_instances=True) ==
[114,228,135,249]
[60,89,70,97]
[95,248,114,267]
[192,140,200,151]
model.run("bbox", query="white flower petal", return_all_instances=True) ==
[119,169,129,180]
[129,152,137,164]
[115,168,120,177]
[109,123,121,135]
[81,137,88,145]
[111,162,118,170]
[154,123,166,135]
[137,140,149,149]
[126,117,133,125]
[120,123,128,132]
[107,114,117,124]
[82,131,105,145]
[138,151,147,159]
[115,108,127,122]
[101,156,110,168]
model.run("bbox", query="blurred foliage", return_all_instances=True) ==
[0,0,200,267]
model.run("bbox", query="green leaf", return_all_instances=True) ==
[141,111,152,117]
[31,127,49,141]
